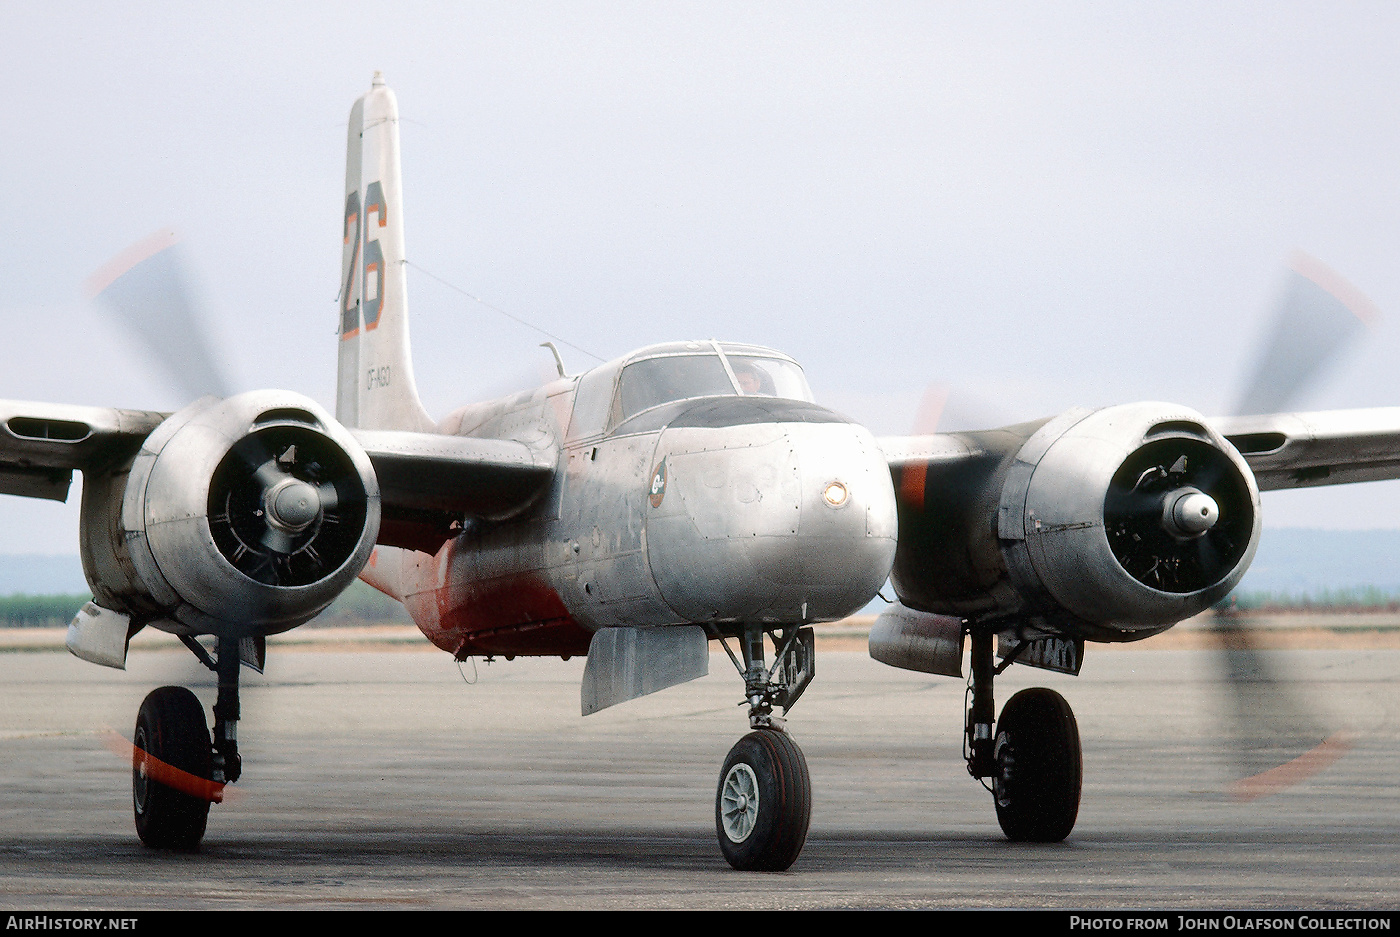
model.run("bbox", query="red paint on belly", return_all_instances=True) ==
[403,541,591,658]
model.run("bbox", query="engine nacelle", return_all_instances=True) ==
[891,402,1260,641]
[81,391,380,637]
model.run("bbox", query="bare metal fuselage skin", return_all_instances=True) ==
[378,344,899,658]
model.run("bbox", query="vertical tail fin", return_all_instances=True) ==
[337,72,434,432]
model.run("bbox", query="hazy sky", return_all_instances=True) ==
[4,2,1400,552]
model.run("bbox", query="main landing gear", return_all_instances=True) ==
[712,624,815,871]
[965,628,1082,842]
[132,635,252,850]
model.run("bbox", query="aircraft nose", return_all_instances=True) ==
[645,412,897,624]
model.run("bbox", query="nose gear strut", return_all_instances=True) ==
[713,623,816,729]
[709,623,817,870]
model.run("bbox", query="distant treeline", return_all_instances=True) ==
[0,594,91,628]
[0,581,410,628]
[305,580,411,626]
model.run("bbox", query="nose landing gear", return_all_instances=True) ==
[713,624,815,871]
[717,729,812,871]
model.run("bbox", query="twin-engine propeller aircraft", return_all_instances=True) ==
[10,74,1397,871]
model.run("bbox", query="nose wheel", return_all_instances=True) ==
[716,729,812,871]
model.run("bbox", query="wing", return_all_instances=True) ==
[0,401,555,554]
[878,418,1058,509]
[876,432,988,469]
[0,399,168,501]
[352,428,556,552]
[1211,407,1400,491]
[875,404,1400,646]
[884,406,1400,495]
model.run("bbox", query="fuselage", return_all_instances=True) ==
[363,341,898,658]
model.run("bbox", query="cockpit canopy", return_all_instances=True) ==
[567,341,814,441]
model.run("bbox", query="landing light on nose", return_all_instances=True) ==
[822,481,849,508]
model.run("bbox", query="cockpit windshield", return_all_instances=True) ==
[618,355,735,421]
[599,345,816,430]
[727,355,812,400]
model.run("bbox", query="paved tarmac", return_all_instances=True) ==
[1,639,1398,910]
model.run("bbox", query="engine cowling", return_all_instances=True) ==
[891,402,1260,641]
[81,391,380,636]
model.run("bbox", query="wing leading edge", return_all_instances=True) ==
[352,428,556,553]
[0,399,168,501]
[1211,407,1400,491]
[0,400,555,554]
[351,429,555,516]
[882,406,1400,495]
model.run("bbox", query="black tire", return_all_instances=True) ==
[993,687,1082,842]
[715,729,812,871]
[133,686,212,850]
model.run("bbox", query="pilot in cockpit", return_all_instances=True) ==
[731,359,777,397]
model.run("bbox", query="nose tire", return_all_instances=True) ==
[715,729,812,871]
[992,687,1082,842]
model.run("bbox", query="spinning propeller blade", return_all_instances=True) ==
[1232,251,1379,415]
[1211,252,1378,796]
[85,235,366,801]
[101,729,229,804]
[84,229,233,403]
[1205,619,1356,800]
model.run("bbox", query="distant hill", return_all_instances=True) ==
[1237,528,1400,597]
[0,555,87,595]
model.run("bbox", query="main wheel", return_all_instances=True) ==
[715,729,812,871]
[993,687,1082,842]
[133,686,213,850]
